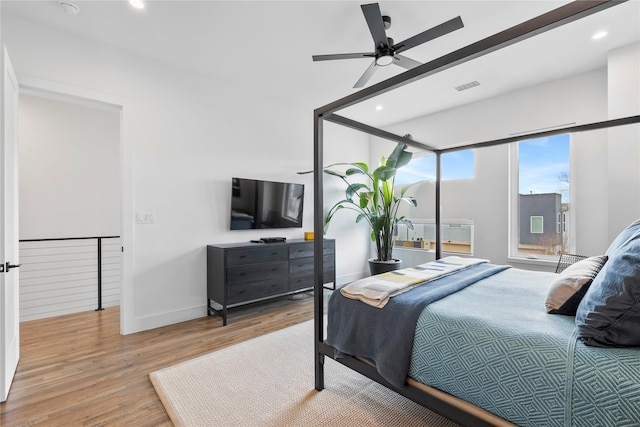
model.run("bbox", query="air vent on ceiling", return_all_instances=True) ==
[454,81,480,91]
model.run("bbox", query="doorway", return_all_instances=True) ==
[17,87,123,324]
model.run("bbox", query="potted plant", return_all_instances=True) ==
[301,142,417,275]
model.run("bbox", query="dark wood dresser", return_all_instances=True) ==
[207,239,335,325]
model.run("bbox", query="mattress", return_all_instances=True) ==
[408,267,640,427]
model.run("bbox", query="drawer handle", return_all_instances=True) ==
[272,268,279,271]
[239,255,246,258]
[271,252,278,255]
[239,272,246,276]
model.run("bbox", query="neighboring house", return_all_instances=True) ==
[519,193,563,255]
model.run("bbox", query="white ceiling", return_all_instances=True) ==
[2,0,639,127]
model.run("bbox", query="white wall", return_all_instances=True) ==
[320,122,371,283]
[18,93,120,239]
[607,43,640,241]
[2,14,369,333]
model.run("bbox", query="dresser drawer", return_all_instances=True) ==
[290,268,335,291]
[323,241,335,255]
[227,278,289,305]
[289,257,314,275]
[289,242,314,259]
[289,254,335,275]
[289,273,313,291]
[226,246,287,267]
[227,260,288,285]
[323,254,335,269]
[289,241,336,259]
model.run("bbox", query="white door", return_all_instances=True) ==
[1,46,20,403]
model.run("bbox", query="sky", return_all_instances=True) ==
[395,149,474,185]
[394,134,570,202]
[518,134,570,202]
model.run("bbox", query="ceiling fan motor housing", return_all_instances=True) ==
[382,15,391,30]
[375,37,395,66]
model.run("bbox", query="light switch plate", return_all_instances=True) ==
[137,211,156,224]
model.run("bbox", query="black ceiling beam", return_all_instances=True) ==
[315,0,624,118]
[324,114,437,152]
[438,115,640,154]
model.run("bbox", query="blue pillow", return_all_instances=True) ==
[575,219,640,347]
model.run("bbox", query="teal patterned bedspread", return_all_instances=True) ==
[408,267,640,427]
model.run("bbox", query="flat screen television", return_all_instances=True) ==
[230,177,304,230]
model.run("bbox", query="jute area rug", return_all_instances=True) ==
[150,319,460,427]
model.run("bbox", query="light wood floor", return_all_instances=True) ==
[0,294,316,426]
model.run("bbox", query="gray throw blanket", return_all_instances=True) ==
[326,263,510,388]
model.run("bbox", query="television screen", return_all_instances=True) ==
[230,177,304,230]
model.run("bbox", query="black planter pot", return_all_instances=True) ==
[368,258,402,275]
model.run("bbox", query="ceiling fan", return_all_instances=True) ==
[313,3,464,88]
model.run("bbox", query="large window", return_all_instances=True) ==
[512,134,570,258]
[393,149,475,256]
[395,149,474,185]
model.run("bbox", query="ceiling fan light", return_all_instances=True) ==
[375,55,394,67]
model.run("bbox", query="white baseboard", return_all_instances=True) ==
[127,272,366,333]
[130,304,206,334]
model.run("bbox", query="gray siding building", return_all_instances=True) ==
[519,193,562,247]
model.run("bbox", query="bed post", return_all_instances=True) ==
[314,109,325,391]
[435,152,442,260]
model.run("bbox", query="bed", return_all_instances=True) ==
[311,1,640,425]
[325,257,640,426]
[320,217,640,425]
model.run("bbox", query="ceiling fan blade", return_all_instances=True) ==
[393,16,464,54]
[312,52,375,61]
[354,61,378,88]
[393,55,422,70]
[361,3,389,49]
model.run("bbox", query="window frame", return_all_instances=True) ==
[509,134,575,262]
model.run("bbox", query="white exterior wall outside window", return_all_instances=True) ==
[393,149,476,262]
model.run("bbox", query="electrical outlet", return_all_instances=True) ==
[137,211,156,224]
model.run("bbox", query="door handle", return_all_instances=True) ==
[5,262,20,272]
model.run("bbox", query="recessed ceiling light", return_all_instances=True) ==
[592,31,608,40]
[129,0,145,9]
[375,105,383,111]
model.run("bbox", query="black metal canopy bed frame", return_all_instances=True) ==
[311,1,640,426]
